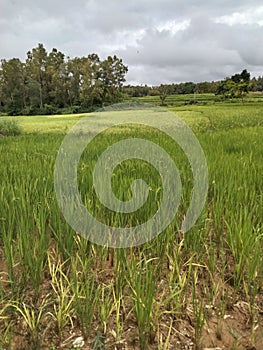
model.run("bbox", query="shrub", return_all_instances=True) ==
[61,105,83,114]
[0,119,22,136]
[6,104,22,116]
[42,104,59,115]
[21,105,39,116]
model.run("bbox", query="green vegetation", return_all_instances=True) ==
[0,99,262,349]
[1,97,262,135]
[130,91,263,107]
[1,48,263,119]
[215,69,251,101]
[0,119,22,136]
[0,114,84,134]
[0,43,128,116]
[123,73,263,100]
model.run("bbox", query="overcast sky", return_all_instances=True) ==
[1,0,263,85]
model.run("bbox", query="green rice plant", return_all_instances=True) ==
[192,271,206,350]
[203,239,228,308]
[157,317,173,350]
[92,331,106,350]
[109,248,130,342]
[97,284,115,335]
[230,327,242,349]
[70,251,98,339]
[126,253,157,349]
[11,297,49,349]
[214,285,229,342]
[225,217,258,289]
[47,254,74,337]
[49,220,76,261]
[92,245,111,270]
[16,204,49,297]
[242,229,263,346]
[1,185,19,293]
[0,319,14,350]
[111,288,123,342]
[1,227,16,293]
[0,302,14,348]
[113,248,128,300]
[165,245,194,317]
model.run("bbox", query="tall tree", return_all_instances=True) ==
[66,57,83,106]
[26,43,48,108]
[0,44,128,114]
[0,58,26,113]
[99,55,128,102]
[46,48,66,107]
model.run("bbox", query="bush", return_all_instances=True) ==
[0,119,22,136]
[21,104,60,116]
[6,104,22,116]
[21,105,39,116]
[42,104,59,115]
[61,104,99,114]
[63,105,82,114]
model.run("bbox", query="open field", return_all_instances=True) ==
[1,97,263,134]
[130,92,263,106]
[0,99,263,349]
[0,114,85,135]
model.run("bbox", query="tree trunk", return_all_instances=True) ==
[39,84,43,109]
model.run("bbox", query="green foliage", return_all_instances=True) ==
[123,80,226,98]
[159,84,168,105]
[0,119,22,136]
[0,44,128,115]
[92,332,106,350]
[216,69,251,100]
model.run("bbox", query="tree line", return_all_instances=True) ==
[123,81,219,97]
[1,44,263,116]
[124,70,263,100]
[0,43,128,115]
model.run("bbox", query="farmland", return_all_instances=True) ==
[0,96,263,349]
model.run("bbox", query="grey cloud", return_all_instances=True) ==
[117,14,263,84]
[0,0,262,84]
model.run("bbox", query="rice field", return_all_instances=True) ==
[0,99,263,349]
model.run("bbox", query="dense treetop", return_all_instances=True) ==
[0,43,128,115]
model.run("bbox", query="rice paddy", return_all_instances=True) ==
[0,97,262,349]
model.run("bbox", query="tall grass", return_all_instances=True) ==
[0,119,22,136]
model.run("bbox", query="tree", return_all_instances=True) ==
[250,76,263,92]
[26,43,48,109]
[0,58,26,114]
[216,78,237,99]
[46,48,66,107]
[0,44,128,115]
[66,57,83,106]
[159,84,168,105]
[216,69,251,101]
[99,55,128,103]
[240,69,250,83]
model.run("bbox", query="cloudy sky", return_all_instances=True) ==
[1,0,263,85]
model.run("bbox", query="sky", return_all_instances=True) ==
[0,0,263,85]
